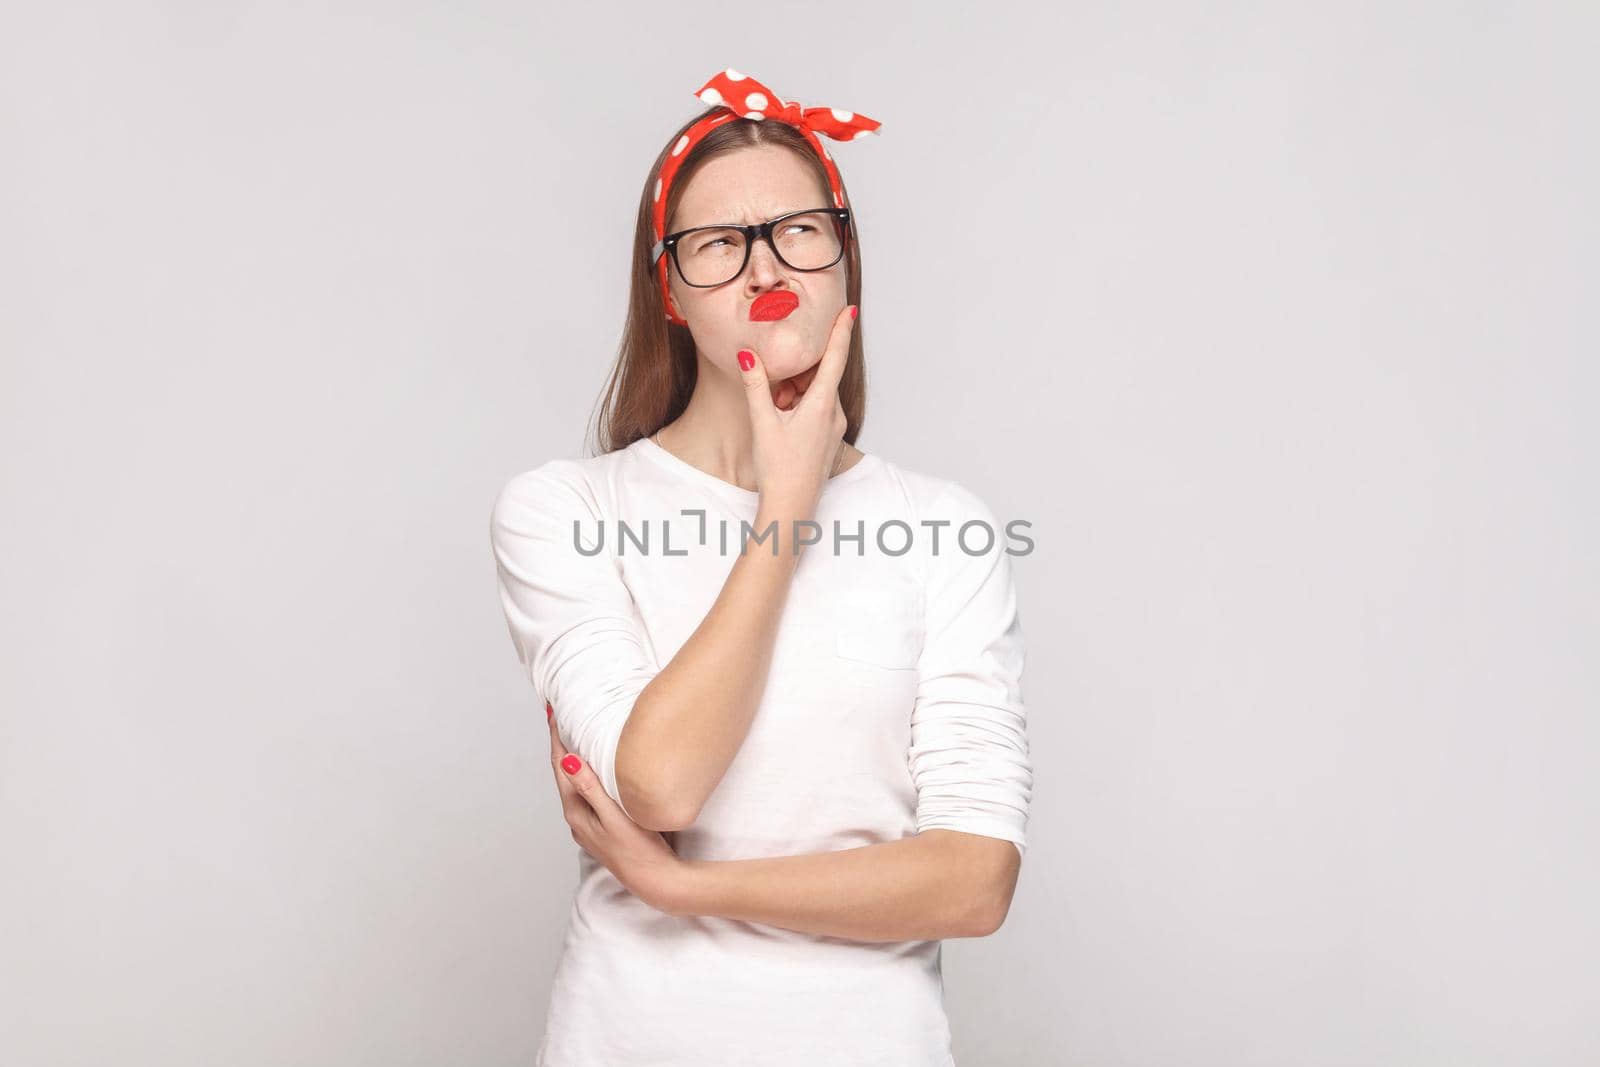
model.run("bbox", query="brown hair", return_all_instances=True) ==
[585,111,867,456]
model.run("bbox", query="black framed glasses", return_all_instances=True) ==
[652,207,851,288]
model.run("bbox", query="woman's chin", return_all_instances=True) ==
[748,325,813,376]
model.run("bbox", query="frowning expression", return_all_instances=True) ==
[666,143,850,386]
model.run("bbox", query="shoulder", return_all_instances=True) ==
[855,456,1020,598]
[489,451,630,536]
[869,454,1004,532]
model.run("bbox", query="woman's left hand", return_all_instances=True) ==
[546,702,688,916]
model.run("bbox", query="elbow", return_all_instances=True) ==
[616,771,701,833]
[926,831,1022,938]
[626,798,698,833]
[957,885,1015,938]
[645,788,703,832]
[969,886,1017,937]
[613,701,704,832]
[977,847,1024,935]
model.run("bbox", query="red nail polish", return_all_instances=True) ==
[737,349,754,371]
[561,754,582,775]
[849,305,857,320]
[546,702,553,720]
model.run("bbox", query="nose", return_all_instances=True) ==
[742,235,788,295]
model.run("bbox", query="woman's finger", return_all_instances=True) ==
[547,702,586,816]
[557,750,622,828]
[772,377,797,411]
[797,304,856,418]
[735,347,779,431]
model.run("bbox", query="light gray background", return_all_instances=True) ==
[2,3,1595,1065]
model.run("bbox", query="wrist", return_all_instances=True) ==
[756,490,818,524]
[744,508,815,564]
[662,858,707,918]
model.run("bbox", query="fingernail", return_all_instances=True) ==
[546,702,553,720]
[737,349,754,371]
[849,305,858,320]
[561,754,582,775]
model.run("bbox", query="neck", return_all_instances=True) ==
[657,351,858,491]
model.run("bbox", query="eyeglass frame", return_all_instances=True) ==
[652,207,853,288]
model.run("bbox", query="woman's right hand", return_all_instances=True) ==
[736,303,856,515]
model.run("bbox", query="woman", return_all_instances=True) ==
[490,68,1033,1066]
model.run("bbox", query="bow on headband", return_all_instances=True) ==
[652,68,882,325]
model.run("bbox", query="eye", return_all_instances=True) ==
[685,232,739,256]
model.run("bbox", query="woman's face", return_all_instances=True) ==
[666,144,849,389]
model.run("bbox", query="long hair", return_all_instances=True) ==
[586,112,868,456]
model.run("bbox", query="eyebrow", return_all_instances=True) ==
[673,207,816,232]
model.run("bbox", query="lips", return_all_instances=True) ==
[749,291,799,321]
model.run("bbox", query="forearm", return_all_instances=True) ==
[617,497,812,829]
[665,831,991,943]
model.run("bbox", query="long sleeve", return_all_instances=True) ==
[908,480,1033,859]
[489,460,657,820]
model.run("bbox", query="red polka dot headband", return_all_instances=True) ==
[651,68,882,325]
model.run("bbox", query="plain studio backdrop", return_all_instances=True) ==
[1,3,1595,1065]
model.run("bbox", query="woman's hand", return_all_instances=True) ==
[546,702,687,915]
[736,303,856,514]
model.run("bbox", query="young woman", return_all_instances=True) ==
[490,68,1033,1066]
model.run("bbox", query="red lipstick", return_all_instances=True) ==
[749,291,799,321]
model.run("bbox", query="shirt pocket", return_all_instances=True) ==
[831,586,923,670]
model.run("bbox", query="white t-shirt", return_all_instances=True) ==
[489,435,1032,1067]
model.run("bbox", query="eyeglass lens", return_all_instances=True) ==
[676,211,845,287]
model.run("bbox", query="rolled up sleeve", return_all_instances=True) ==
[909,481,1033,859]
[489,461,657,820]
